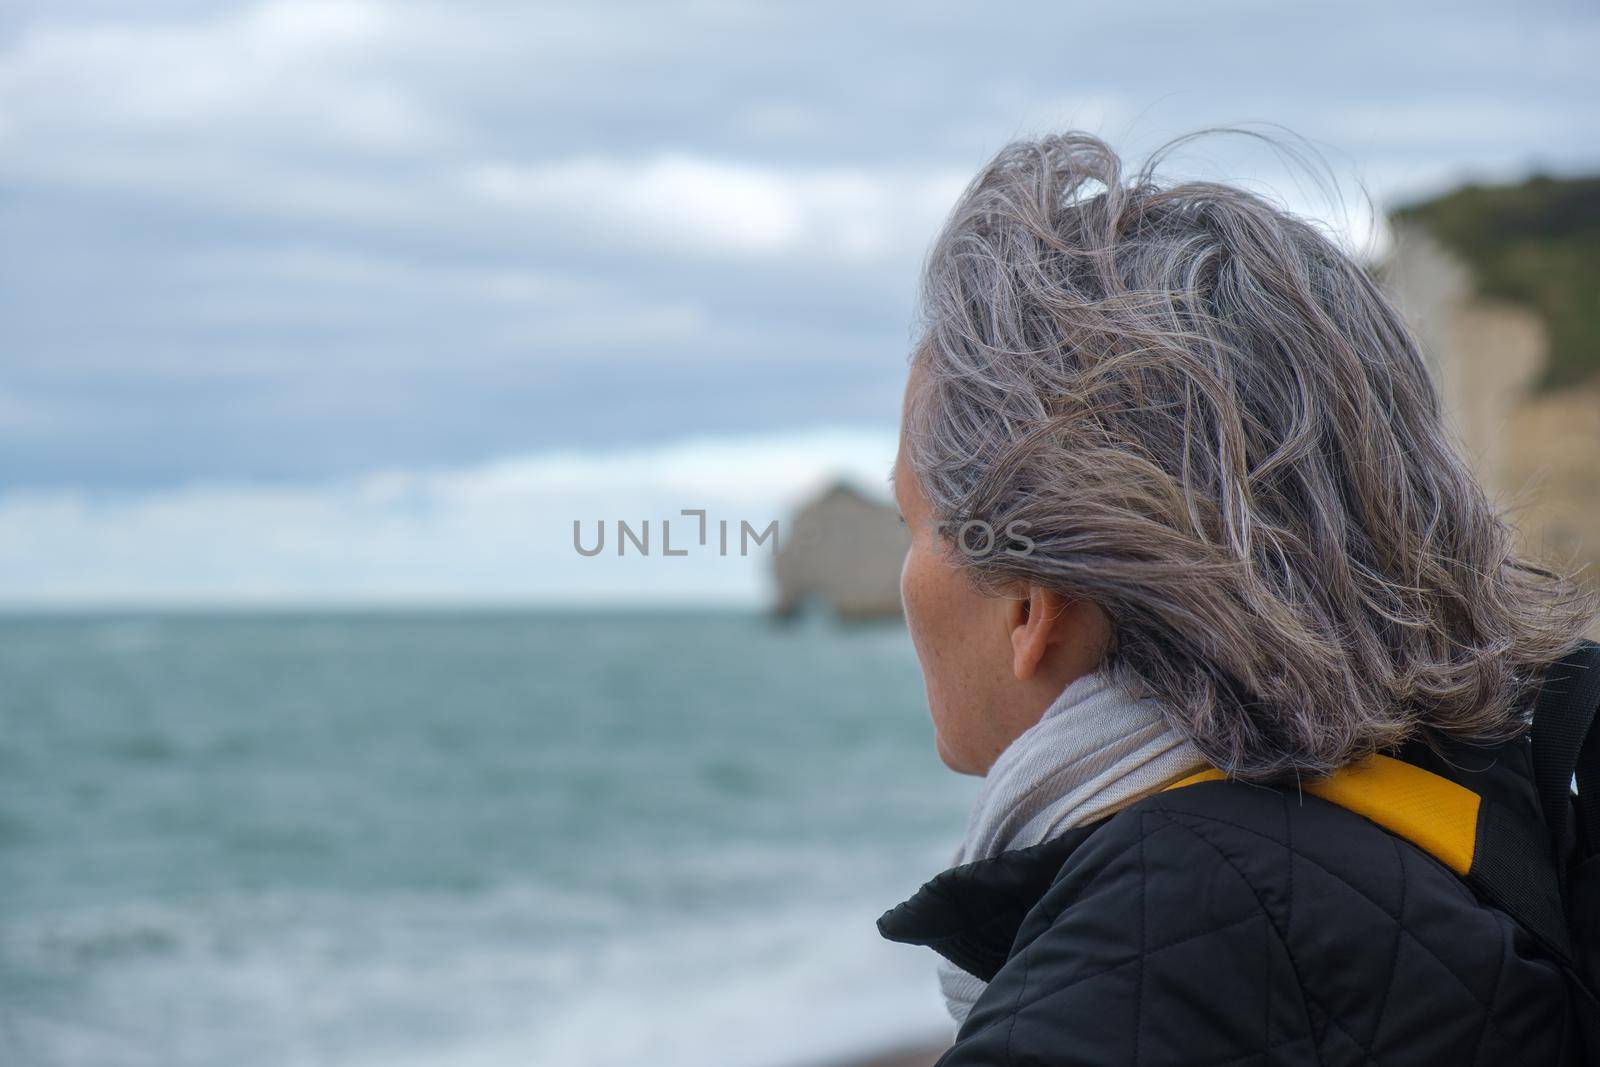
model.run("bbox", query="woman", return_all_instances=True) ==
[876,132,1597,1064]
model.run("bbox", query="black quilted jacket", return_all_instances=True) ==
[879,739,1584,1066]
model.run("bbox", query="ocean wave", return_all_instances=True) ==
[2,882,951,1067]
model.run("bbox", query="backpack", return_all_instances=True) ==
[1530,639,1600,1057]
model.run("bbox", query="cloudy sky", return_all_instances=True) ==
[2,0,1597,604]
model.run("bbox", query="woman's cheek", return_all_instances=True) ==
[900,540,930,633]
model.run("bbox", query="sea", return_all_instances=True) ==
[0,610,977,1067]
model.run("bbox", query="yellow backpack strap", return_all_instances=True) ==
[1164,755,1477,874]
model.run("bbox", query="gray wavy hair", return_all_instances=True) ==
[904,130,1595,782]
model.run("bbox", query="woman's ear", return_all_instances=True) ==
[1008,585,1072,681]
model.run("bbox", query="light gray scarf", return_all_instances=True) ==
[938,669,1207,1026]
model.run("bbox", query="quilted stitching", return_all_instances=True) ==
[1467,916,1510,1067]
[911,776,1573,1066]
[1148,809,1381,1063]
[1365,835,1407,1053]
[1155,804,1520,1058]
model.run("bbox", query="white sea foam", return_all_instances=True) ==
[3,884,953,1067]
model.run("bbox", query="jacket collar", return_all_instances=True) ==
[878,732,1554,984]
[875,818,1106,982]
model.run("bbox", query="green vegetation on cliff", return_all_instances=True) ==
[1393,174,1600,388]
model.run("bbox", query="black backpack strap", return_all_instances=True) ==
[1468,796,1574,961]
[1531,639,1600,873]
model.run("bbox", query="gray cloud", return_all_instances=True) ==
[2,0,1598,488]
